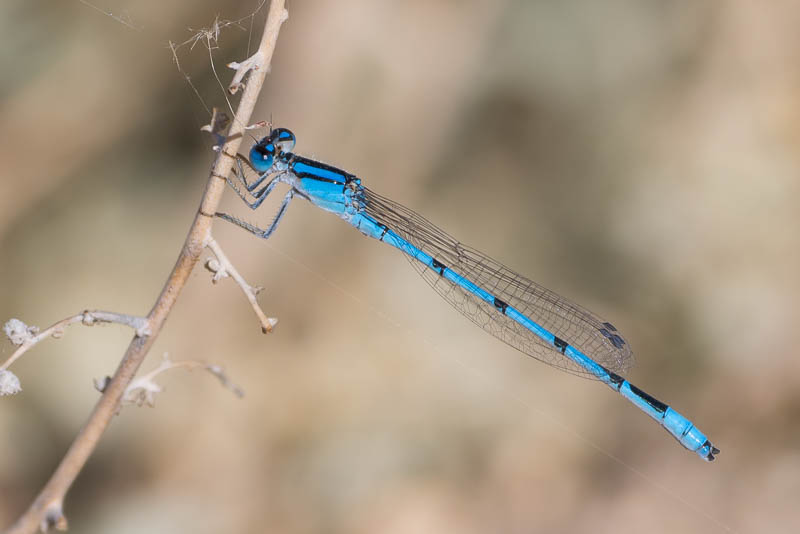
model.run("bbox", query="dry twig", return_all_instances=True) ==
[93,353,244,407]
[3,1,288,532]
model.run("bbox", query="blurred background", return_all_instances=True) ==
[1,1,798,532]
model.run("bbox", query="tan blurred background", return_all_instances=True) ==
[1,1,798,532]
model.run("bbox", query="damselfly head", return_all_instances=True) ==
[250,128,296,172]
[249,138,277,173]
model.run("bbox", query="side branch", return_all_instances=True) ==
[204,235,278,333]
[1,312,149,373]
[4,1,288,533]
[227,6,289,94]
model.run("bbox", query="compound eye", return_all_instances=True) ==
[249,140,276,173]
[271,128,296,153]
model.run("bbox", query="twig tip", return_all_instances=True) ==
[41,501,67,532]
[261,317,278,334]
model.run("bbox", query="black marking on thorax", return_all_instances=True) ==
[289,155,355,185]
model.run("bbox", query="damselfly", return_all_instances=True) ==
[215,128,719,461]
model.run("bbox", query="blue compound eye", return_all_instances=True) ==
[271,127,296,153]
[249,140,276,173]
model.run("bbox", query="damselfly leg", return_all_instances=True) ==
[217,189,296,240]
[216,152,297,239]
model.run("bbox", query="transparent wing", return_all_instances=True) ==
[359,187,634,379]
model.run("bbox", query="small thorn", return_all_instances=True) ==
[93,375,112,393]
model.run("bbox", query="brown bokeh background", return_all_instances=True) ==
[1,1,799,532]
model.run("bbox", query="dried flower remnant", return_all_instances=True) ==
[0,369,22,396]
[4,318,38,346]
